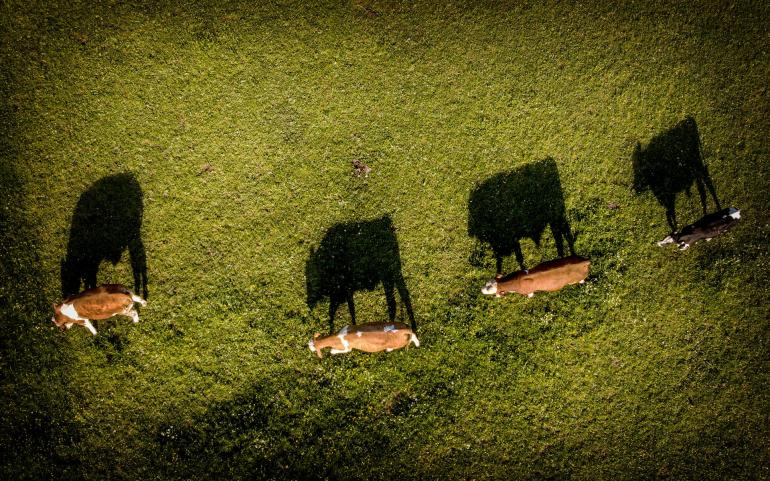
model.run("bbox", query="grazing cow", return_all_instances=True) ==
[52,284,146,335]
[308,322,419,358]
[632,116,720,230]
[658,207,741,250]
[468,157,575,273]
[305,215,415,332]
[481,255,590,298]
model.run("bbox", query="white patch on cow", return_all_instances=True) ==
[527,292,534,298]
[679,243,690,250]
[386,348,393,352]
[60,303,86,321]
[728,208,740,220]
[337,327,350,350]
[579,279,585,284]
[131,294,147,306]
[83,320,97,335]
[308,340,316,352]
[384,325,397,332]
[66,323,73,329]
[481,280,498,295]
[129,309,139,323]
[356,331,363,337]
[706,238,712,241]
[410,333,420,347]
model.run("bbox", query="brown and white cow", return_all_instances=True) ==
[52,284,146,335]
[308,322,419,358]
[481,255,590,298]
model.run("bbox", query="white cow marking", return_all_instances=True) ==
[338,326,350,350]
[384,325,397,332]
[728,208,741,220]
[356,331,363,337]
[60,303,86,321]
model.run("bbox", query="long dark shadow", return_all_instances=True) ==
[305,215,416,333]
[632,116,721,231]
[468,157,575,273]
[61,173,148,299]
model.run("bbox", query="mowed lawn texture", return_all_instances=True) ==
[1,0,769,479]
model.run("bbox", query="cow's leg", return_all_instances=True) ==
[127,308,140,323]
[83,320,97,335]
[131,294,147,306]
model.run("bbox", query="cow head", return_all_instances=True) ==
[481,274,503,296]
[51,303,72,329]
[308,333,323,358]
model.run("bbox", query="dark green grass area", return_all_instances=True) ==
[2,0,769,479]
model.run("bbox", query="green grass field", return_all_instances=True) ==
[2,0,769,479]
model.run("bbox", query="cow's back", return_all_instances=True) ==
[347,322,413,352]
[519,256,589,294]
[69,285,133,320]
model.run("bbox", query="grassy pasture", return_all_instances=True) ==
[1,0,769,479]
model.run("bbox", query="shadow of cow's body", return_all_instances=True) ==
[61,173,148,299]
[632,116,721,230]
[305,215,415,333]
[468,157,575,273]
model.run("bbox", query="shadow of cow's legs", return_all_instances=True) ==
[396,278,416,332]
[384,281,397,322]
[129,237,148,299]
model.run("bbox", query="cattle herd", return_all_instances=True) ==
[51,171,741,358]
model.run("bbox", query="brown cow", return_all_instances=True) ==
[481,255,590,298]
[52,284,146,335]
[308,322,419,358]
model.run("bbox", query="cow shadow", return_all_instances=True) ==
[632,116,721,231]
[468,157,575,273]
[305,215,416,333]
[60,173,148,299]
